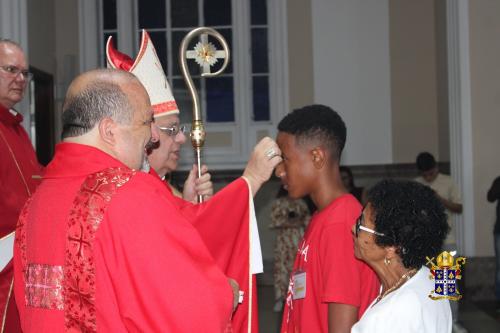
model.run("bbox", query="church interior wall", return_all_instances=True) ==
[469,0,500,257]
[389,0,440,164]
[287,0,314,110]
[16,0,500,260]
[311,0,393,166]
[53,0,79,141]
[435,0,450,163]
[27,0,79,143]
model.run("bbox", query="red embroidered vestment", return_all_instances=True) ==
[14,143,233,332]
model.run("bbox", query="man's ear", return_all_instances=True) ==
[311,147,326,169]
[98,117,117,146]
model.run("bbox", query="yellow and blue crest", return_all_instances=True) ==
[426,251,466,301]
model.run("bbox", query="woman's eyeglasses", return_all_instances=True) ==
[355,214,387,238]
[0,65,33,80]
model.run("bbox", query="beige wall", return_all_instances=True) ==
[469,0,500,256]
[389,0,440,163]
[290,0,450,165]
[312,0,393,165]
[435,0,450,162]
[287,0,314,110]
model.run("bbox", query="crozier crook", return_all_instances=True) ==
[179,27,230,203]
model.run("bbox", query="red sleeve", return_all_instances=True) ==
[94,175,233,332]
[146,168,200,220]
[319,214,362,306]
[176,196,199,221]
[0,123,42,238]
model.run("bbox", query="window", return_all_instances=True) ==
[136,0,238,124]
[101,0,117,64]
[250,0,270,122]
[84,0,288,169]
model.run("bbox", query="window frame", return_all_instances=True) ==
[78,0,289,170]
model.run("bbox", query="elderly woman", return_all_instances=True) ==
[351,179,452,333]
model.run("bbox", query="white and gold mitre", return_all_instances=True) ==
[106,29,179,118]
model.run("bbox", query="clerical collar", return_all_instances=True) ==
[0,105,23,125]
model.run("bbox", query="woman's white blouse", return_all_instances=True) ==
[351,266,452,333]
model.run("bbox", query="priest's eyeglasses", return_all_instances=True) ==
[355,214,387,238]
[0,65,33,81]
[156,124,188,137]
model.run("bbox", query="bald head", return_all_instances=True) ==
[0,39,23,51]
[61,69,147,139]
[61,68,156,170]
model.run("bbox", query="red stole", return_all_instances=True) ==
[16,167,135,331]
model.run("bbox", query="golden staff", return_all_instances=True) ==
[179,27,230,203]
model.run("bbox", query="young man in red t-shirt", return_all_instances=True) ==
[275,105,379,333]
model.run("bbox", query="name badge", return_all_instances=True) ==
[292,271,306,300]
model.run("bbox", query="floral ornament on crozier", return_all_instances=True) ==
[186,35,226,74]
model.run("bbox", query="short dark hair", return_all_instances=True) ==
[416,152,436,172]
[367,179,449,269]
[277,104,346,161]
[61,81,132,139]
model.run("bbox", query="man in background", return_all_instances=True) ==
[0,39,42,333]
[415,152,463,241]
[487,176,500,310]
[415,151,465,333]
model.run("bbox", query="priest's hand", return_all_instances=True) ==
[228,278,240,311]
[243,137,282,197]
[183,164,214,204]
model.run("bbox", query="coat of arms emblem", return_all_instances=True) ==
[426,251,466,301]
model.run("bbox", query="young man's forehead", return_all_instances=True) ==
[278,131,322,150]
[276,131,295,143]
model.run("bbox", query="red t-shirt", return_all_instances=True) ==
[280,194,379,333]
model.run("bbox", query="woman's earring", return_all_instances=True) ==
[384,257,391,266]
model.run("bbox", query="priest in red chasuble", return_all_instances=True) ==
[14,69,281,332]
[106,30,282,333]
[0,39,42,333]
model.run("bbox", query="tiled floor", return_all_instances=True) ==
[461,301,500,333]
[258,285,281,333]
[257,284,500,333]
